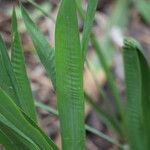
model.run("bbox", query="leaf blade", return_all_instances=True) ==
[21,5,56,89]
[0,88,58,150]
[82,0,98,58]
[0,35,20,106]
[55,0,85,149]
[11,9,37,122]
[123,38,150,150]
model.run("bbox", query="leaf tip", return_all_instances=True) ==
[123,37,141,51]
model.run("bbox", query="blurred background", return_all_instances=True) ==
[0,0,150,149]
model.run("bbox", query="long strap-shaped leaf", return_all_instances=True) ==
[0,88,58,150]
[82,0,98,58]
[139,46,150,150]
[11,9,37,122]
[0,120,38,150]
[0,35,33,114]
[76,0,125,123]
[82,0,123,136]
[0,123,35,150]
[123,38,150,150]
[0,11,57,149]
[0,35,20,106]
[55,0,85,149]
[0,17,37,150]
[21,111,58,150]
[21,5,56,89]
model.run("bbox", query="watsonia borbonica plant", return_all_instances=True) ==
[0,0,150,150]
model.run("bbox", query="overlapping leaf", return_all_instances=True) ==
[0,9,59,150]
[123,38,150,150]
[0,35,20,106]
[11,9,37,122]
[0,31,35,119]
[78,1,125,124]
[0,88,58,150]
[21,5,56,89]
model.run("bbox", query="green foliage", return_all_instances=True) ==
[0,88,58,150]
[0,8,58,150]
[0,0,149,150]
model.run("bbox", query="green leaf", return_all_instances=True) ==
[0,120,37,150]
[123,38,150,150]
[75,0,86,20]
[134,0,150,25]
[0,35,20,106]
[21,111,58,150]
[138,47,150,150]
[0,34,36,117]
[0,88,58,150]
[0,19,38,150]
[76,2,125,126]
[82,0,98,58]
[11,9,37,122]
[21,5,56,89]
[55,0,85,149]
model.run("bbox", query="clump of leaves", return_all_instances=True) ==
[0,0,150,150]
[0,0,97,149]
